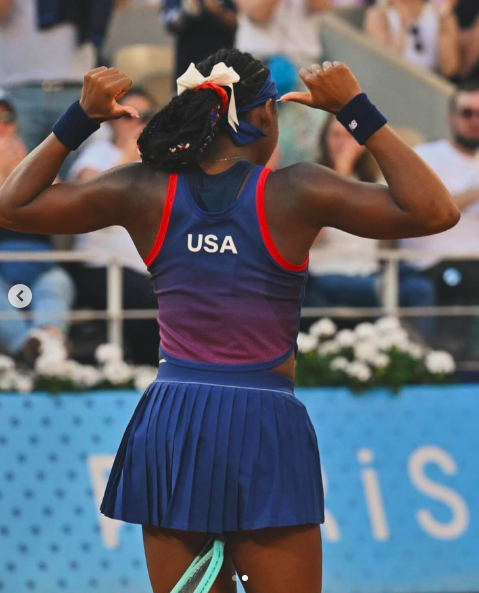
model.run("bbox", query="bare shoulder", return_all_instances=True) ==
[97,162,170,204]
[269,162,353,206]
[267,162,369,231]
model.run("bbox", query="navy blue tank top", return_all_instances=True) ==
[144,163,309,371]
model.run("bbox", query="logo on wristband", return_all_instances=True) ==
[349,120,358,131]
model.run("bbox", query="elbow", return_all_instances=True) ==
[427,204,461,234]
[0,195,18,230]
[0,206,15,230]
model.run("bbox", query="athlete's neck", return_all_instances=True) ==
[198,135,260,175]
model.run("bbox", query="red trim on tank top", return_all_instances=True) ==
[143,174,178,267]
[256,168,309,272]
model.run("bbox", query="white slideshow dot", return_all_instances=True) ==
[231,575,237,581]
[242,575,249,581]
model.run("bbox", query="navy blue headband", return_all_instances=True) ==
[226,72,278,147]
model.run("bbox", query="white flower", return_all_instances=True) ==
[375,328,409,351]
[309,318,337,338]
[402,343,424,359]
[317,340,340,356]
[28,329,68,361]
[77,365,102,388]
[297,332,319,354]
[0,355,15,373]
[102,360,134,385]
[425,351,455,375]
[346,361,372,382]
[35,356,66,378]
[95,343,123,365]
[375,316,401,334]
[11,373,33,394]
[372,353,390,369]
[354,322,377,341]
[330,356,349,372]
[336,329,356,348]
[0,371,33,393]
[354,341,379,363]
[0,371,14,391]
[134,367,157,392]
[46,343,69,362]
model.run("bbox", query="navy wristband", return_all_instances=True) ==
[52,101,101,151]
[336,93,387,145]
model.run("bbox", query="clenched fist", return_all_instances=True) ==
[280,61,362,114]
[79,67,139,122]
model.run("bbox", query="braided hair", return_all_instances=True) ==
[137,49,270,172]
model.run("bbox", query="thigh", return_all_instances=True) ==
[142,525,237,593]
[226,524,322,593]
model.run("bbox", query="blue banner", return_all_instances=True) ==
[0,386,478,593]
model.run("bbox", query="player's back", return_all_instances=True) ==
[144,161,308,371]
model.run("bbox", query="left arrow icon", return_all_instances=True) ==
[8,285,32,309]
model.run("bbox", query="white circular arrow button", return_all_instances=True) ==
[8,284,32,309]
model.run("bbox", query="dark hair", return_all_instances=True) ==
[119,86,154,106]
[0,99,15,117]
[449,81,479,113]
[137,49,270,172]
[318,114,379,183]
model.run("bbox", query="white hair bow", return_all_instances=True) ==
[177,62,240,132]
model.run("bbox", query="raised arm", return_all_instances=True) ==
[0,0,15,22]
[234,0,279,23]
[307,0,330,12]
[436,3,460,78]
[203,0,237,30]
[280,62,460,245]
[0,67,139,234]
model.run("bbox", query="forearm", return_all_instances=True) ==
[0,134,70,225]
[366,125,459,229]
[0,0,15,21]
[211,6,237,30]
[235,0,279,23]
[308,0,329,12]
[364,9,394,48]
[458,24,479,78]
[438,18,460,77]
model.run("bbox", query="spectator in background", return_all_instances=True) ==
[400,82,479,354]
[235,0,330,165]
[235,0,328,67]
[454,0,479,81]
[69,88,160,366]
[0,91,75,363]
[0,0,114,153]
[306,115,436,339]
[163,0,237,83]
[365,0,460,78]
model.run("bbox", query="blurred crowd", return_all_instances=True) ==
[1,0,479,366]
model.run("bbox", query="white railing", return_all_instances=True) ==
[1,249,478,348]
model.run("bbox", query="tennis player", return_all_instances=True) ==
[0,49,459,593]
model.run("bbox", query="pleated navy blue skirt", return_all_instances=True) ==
[100,362,324,533]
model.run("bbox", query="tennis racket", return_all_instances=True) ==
[171,535,227,593]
